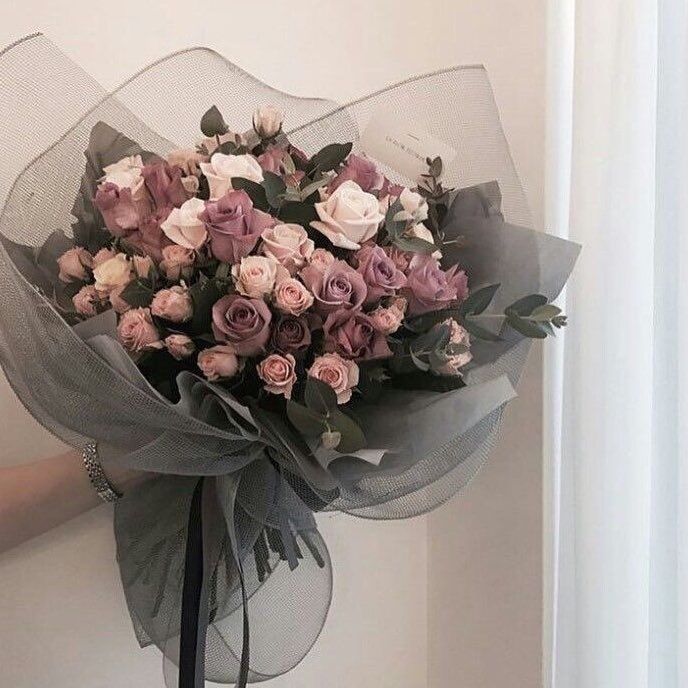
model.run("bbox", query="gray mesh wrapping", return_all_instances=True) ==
[0,34,579,686]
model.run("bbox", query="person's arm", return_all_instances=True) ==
[0,449,145,554]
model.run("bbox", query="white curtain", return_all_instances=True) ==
[544,0,688,686]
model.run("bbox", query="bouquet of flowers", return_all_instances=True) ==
[0,34,579,688]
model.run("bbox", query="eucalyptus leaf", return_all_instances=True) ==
[286,400,326,437]
[120,279,154,308]
[393,235,437,254]
[463,317,503,342]
[506,313,547,339]
[231,177,269,211]
[460,283,501,317]
[507,293,548,316]
[278,201,318,226]
[262,171,286,208]
[304,377,337,414]
[530,304,562,321]
[327,409,367,453]
[189,276,222,335]
[200,105,229,137]
[307,142,353,173]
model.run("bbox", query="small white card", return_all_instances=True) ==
[360,110,457,182]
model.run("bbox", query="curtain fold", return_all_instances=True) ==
[545,0,688,686]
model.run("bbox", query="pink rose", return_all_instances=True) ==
[273,278,315,316]
[166,148,206,176]
[300,259,367,315]
[57,247,93,282]
[151,286,193,323]
[261,224,314,275]
[256,147,305,186]
[323,309,393,361]
[142,162,189,209]
[117,308,163,352]
[72,284,103,316]
[201,190,275,264]
[308,353,360,404]
[232,255,288,298]
[132,255,154,279]
[92,247,116,268]
[271,314,312,354]
[161,198,208,249]
[305,248,336,274]
[94,182,148,237]
[435,319,472,375]
[164,334,196,360]
[355,244,407,304]
[368,298,407,335]
[126,206,173,261]
[211,294,272,356]
[403,254,469,316]
[257,353,297,398]
[160,245,195,281]
[198,345,241,381]
[328,154,384,194]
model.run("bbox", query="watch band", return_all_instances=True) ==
[82,442,122,503]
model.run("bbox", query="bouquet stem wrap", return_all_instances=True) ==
[0,34,579,687]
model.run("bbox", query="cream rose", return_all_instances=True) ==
[308,353,360,404]
[93,253,132,293]
[161,197,208,249]
[232,255,287,298]
[408,223,442,258]
[198,345,241,381]
[261,223,314,274]
[92,247,116,269]
[257,353,297,398]
[200,153,264,200]
[273,278,315,316]
[102,155,144,189]
[253,105,283,139]
[397,187,429,222]
[310,180,385,250]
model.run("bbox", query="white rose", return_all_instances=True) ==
[408,223,442,258]
[231,255,288,298]
[199,153,264,200]
[93,253,132,294]
[261,223,315,275]
[253,105,283,139]
[161,197,208,249]
[310,180,385,250]
[102,155,144,190]
[398,187,429,222]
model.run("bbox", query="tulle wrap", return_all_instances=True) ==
[0,34,579,686]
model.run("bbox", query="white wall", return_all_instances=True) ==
[0,2,545,686]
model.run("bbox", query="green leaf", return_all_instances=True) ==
[307,142,353,173]
[427,156,443,178]
[231,177,269,211]
[460,283,501,317]
[286,400,327,437]
[530,304,562,321]
[410,349,431,371]
[327,409,367,453]
[120,279,154,308]
[507,293,548,316]
[200,105,229,137]
[392,235,437,254]
[506,313,547,339]
[278,201,318,226]
[404,308,462,334]
[298,176,329,201]
[463,317,503,341]
[304,377,338,414]
[262,171,286,208]
[189,276,223,335]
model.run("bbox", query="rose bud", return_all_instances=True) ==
[117,308,163,352]
[72,284,103,317]
[57,247,93,283]
[197,345,241,381]
[164,334,196,360]
[253,105,283,139]
[160,245,195,281]
[257,353,297,399]
[320,429,342,450]
[150,286,193,323]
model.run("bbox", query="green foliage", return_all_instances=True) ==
[306,142,353,173]
[120,279,154,308]
[200,105,229,137]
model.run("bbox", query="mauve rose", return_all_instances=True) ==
[72,284,103,316]
[117,308,163,352]
[211,294,272,356]
[160,245,195,281]
[300,259,367,315]
[323,309,393,361]
[142,162,189,209]
[403,254,469,316]
[198,345,241,381]
[161,197,208,249]
[94,183,142,237]
[383,245,410,273]
[328,154,384,193]
[257,353,296,399]
[57,247,92,282]
[435,319,472,375]
[273,278,314,316]
[126,206,173,261]
[201,189,275,264]
[271,314,312,353]
[165,334,196,360]
[308,352,360,404]
[151,286,193,323]
[355,244,407,304]
[261,224,314,275]
[92,247,116,269]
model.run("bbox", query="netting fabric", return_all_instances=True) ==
[0,34,578,686]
